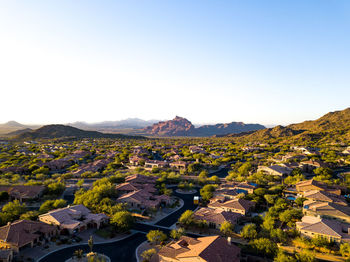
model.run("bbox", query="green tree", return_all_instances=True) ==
[274,250,297,262]
[220,221,234,237]
[279,209,302,227]
[264,194,278,205]
[295,250,315,262]
[47,181,66,196]
[262,216,275,231]
[2,200,27,221]
[39,199,67,213]
[170,228,185,240]
[200,184,216,201]
[241,223,258,240]
[340,243,350,258]
[250,238,277,257]
[178,210,194,227]
[141,248,156,262]
[238,162,252,175]
[270,228,288,244]
[77,179,84,188]
[146,230,167,245]
[111,211,134,231]
[20,210,39,220]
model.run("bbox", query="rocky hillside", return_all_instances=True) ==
[143,116,265,137]
[196,122,265,136]
[0,121,40,135]
[143,116,195,136]
[12,125,145,140]
[232,108,350,143]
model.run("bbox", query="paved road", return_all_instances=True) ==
[39,233,146,262]
[155,190,197,227]
[38,189,198,262]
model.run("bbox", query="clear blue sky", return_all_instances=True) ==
[0,0,349,126]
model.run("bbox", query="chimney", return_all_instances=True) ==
[227,237,231,245]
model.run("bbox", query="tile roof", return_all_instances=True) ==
[209,198,255,212]
[304,190,347,206]
[159,236,240,262]
[297,216,345,238]
[0,220,55,247]
[194,207,242,225]
[0,185,45,199]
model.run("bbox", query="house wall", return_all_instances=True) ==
[300,230,341,243]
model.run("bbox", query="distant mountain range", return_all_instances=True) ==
[142,116,265,137]
[2,108,349,141]
[69,118,160,130]
[11,125,145,140]
[228,107,350,143]
[0,121,39,135]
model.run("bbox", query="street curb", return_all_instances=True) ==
[36,233,136,262]
[135,240,147,262]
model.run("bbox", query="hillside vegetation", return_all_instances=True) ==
[231,108,350,144]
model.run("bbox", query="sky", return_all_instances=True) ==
[0,0,349,126]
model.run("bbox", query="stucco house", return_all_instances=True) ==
[39,205,109,234]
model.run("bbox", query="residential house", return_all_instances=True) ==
[282,153,307,162]
[296,179,342,195]
[129,156,147,166]
[258,165,292,177]
[300,160,327,173]
[296,216,350,242]
[303,190,348,206]
[0,185,45,202]
[292,146,320,155]
[116,174,171,210]
[208,198,255,215]
[125,174,158,185]
[242,146,262,153]
[189,146,207,154]
[342,147,350,155]
[169,161,188,170]
[117,189,171,210]
[145,160,169,169]
[303,201,350,223]
[158,235,241,262]
[72,159,111,177]
[39,205,109,234]
[194,207,242,229]
[0,220,57,253]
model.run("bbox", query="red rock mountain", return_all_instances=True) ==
[143,116,265,137]
[143,116,195,136]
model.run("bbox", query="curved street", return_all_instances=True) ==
[38,190,197,262]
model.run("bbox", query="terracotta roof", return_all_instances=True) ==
[0,185,45,199]
[304,190,347,206]
[297,216,345,238]
[0,220,56,248]
[125,174,158,184]
[306,201,350,218]
[209,199,255,212]
[39,204,107,229]
[194,207,242,225]
[115,182,139,192]
[159,236,240,262]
